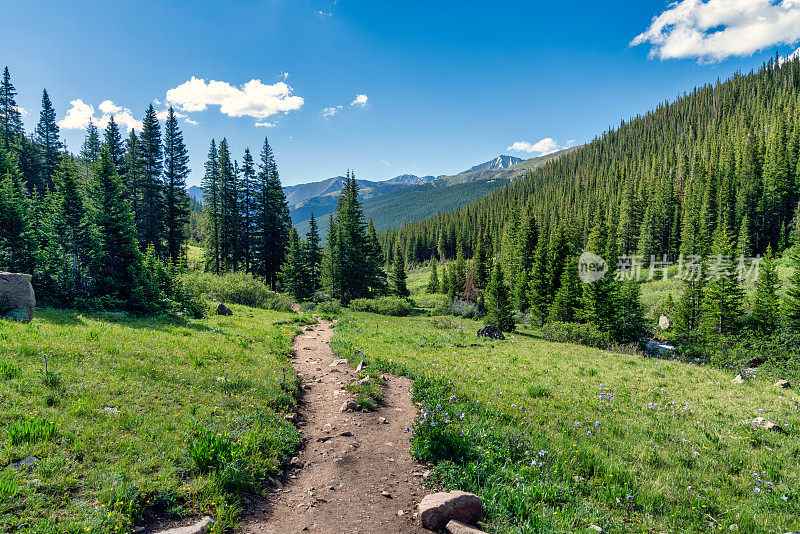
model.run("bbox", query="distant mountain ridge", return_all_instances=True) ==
[459,155,522,174]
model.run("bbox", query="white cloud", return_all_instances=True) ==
[279,71,290,80]
[631,0,800,62]
[780,45,800,63]
[255,121,277,127]
[166,76,304,125]
[15,106,27,116]
[185,118,199,126]
[155,108,187,121]
[58,99,143,132]
[350,94,368,107]
[507,138,563,156]
[321,105,343,118]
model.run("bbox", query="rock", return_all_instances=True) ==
[284,413,297,422]
[381,490,392,498]
[340,430,354,437]
[356,361,366,372]
[446,520,485,533]
[747,417,783,432]
[103,406,119,415]
[330,359,348,367]
[357,375,371,385]
[658,314,670,331]
[745,356,766,368]
[340,399,359,413]
[0,272,36,323]
[378,417,388,424]
[289,457,304,469]
[215,303,233,316]
[644,340,676,356]
[476,326,505,340]
[732,374,747,384]
[775,379,791,389]
[587,526,603,533]
[8,456,38,471]
[419,491,482,531]
[305,326,314,331]
[153,516,213,534]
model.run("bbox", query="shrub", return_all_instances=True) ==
[541,321,611,349]
[315,300,341,316]
[349,297,412,316]
[182,271,292,311]
[452,298,480,319]
[7,418,58,445]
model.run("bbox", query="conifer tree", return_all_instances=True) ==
[0,67,24,151]
[701,228,744,338]
[750,245,779,334]
[123,131,143,221]
[280,228,309,300]
[615,280,646,342]
[427,257,439,293]
[474,232,489,289]
[138,104,163,253]
[305,212,322,293]
[448,247,466,300]
[527,238,550,325]
[218,139,237,269]
[253,137,290,287]
[0,152,35,272]
[240,148,256,272]
[783,245,800,330]
[484,264,514,331]
[548,256,581,322]
[90,148,146,307]
[389,240,410,298]
[35,89,61,189]
[579,207,617,332]
[513,268,529,312]
[103,116,125,175]
[202,140,221,274]
[162,107,190,265]
[81,120,101,163]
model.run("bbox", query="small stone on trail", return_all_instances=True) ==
[356,361,366,372]
[289,457,304,469]
[340,430,354,437]
[284,413,297,422]
[330,358,348,367]
[381,490,392,498]
[152,516,213,534]
[357,375,371,385]
[775,379,791,388]
[378,417,388,424]
[340,399,359,413]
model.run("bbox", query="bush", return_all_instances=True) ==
[541,321,611,349]
[188,429,234,474]
[452,298,480,319]
[349,296,412,316]
[315,300,341,316]
[182,271,292,311]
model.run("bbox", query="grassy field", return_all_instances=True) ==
[0,306,304,533]
[331,311,800,534]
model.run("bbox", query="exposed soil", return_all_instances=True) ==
[238,319,430,534]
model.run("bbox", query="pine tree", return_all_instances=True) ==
[527,238,549,325]
[253,137,290,287]
[103,116,125,175]
[35,89,61,189]
[162,107,190,265]
[90,148,146,307]
[123,131,143,224]
[484,264,514,332]
[81,120,101,163]
[579,207,617,332]
[280,228,310,300]
[305,212,323,293]
[615,280,646,342]
[240,147,256,273]
[474,232,489,289]
[448,247,466,300]
[783,245,800,330]
[138,104,163,253]
[389,240,410,298]
[218,139,237,269]
[427,257,439,293]
[0,67,24,151]
[750,245,779,334]
[202,140,221,274]
[548,256,581,323]
[513,268,529,312]
[0,152,35,272]
[701,227,744,338]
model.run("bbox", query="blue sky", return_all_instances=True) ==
[3,0,800,187]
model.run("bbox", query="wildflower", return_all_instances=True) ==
[539,450,547,456]
[594,421,601,427]
[753,487,761,494]
[765,482,774,488]
[626,494,634,501]
[781,495,788,502]
[586,430,591,436]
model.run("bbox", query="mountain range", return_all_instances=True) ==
[187,153,562,235]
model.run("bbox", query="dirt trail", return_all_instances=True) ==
[239,319,429,534]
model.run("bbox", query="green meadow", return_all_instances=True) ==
[0,306,303,533]
[332,310,800,533]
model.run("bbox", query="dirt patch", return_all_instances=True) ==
[238,319,430,533]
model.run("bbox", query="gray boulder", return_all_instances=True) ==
[419,490,482,531]
[0,272,35,323]
[476,326,505,340]
[215,303,233,316]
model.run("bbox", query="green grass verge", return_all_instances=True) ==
[0,306,303,533]
[331,311,800,534]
